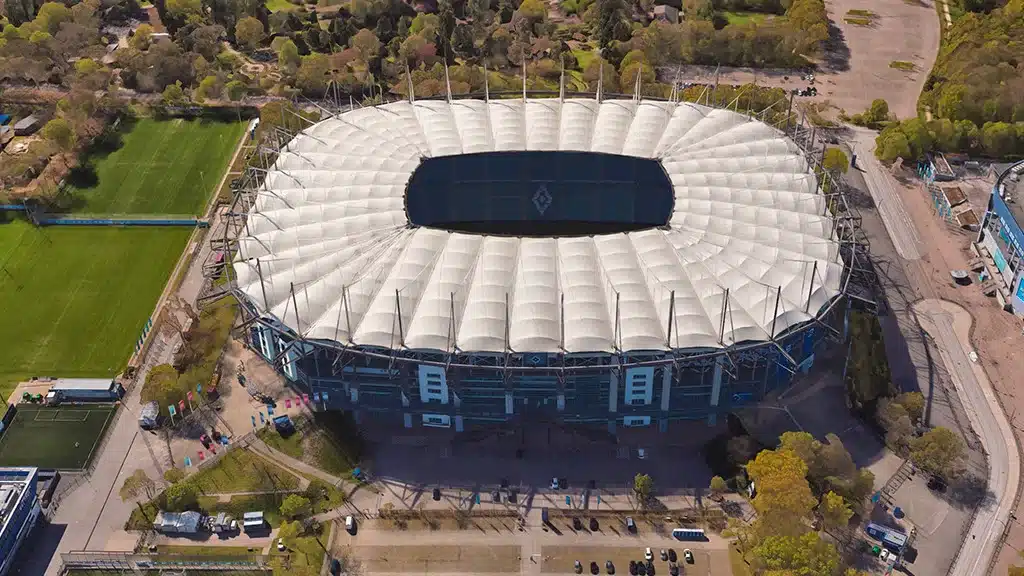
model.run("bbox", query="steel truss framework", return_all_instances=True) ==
[218,67,874,392]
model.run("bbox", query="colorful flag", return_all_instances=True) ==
[303,394,310,404]
[184,457,192,468]
[187,391,193,401]
[285,399,292,409]
[178,400,185,413]
[267,405,274,416]
[198,451,205,461]
[197,383,202,393]
[313,391,321,402]
[168,404,177,416]
[251,415,257,427]
[321,391,329,401]
[259,411,265,424]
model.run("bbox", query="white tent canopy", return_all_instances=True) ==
[235,98,842,355]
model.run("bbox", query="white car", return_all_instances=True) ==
[345,515,356,534]
[644,547,653,561]
[879,549,890,562]
[276,538,286,552]
[550,477,560,489]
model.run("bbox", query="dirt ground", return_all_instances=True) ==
[541,546,727,575]
[352,544,522,573]
[663,0,940,120]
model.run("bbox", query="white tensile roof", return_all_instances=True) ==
[234,98,843,354]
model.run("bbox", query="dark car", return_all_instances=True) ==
[629,560,638,575]
[590,517,599,531]
[591,561,600,574]
[668,564,679,576]
[637,561,647,575]
[493,490,502,502]
[668,549,677,563]
[646,561,656,576]
[606,560,615,574]
[199,434,212,449]
[573,517,583,530]
[575,560,583,574]
[330,559,341,575]
[432,488,441,500]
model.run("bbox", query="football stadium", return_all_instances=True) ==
[231,90,861,434]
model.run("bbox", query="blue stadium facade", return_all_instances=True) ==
[0,467,40,576]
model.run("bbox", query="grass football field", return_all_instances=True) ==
[0,405,115,469]
[0,220,191,389]
[68,118,247,215]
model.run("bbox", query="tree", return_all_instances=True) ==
[594,0,629,48]
[119,469,157,501]
[280,494,312,518]
[409,13,439,39]
[277,38,300,73]
[982,121,1017,157]
[822,147,849,174]
[818,491,852,531]
[225,80,246,101]
[164,482,198,511]
[877,397,914,453]
[166,0,202,19]
[867,98,889,124]
[895,391,925,425]
[709,475,728,499]
[195,75,223,101]
[875,126,911,164]
[164,468,186,483]
[746,448,816,537]
[350,28,381,63]
[234,16,264,50]
[633,473,654,506]
[296,52,331,96]
[162,82,187,106]
[516,0,547,22]
[277,519,303,546]
[910,427,966,479]
[41,118,76,168]
[130,23,154,50]
[35,2,72,35]
[752,531,841,576]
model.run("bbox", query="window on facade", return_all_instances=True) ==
[625,367,654,405]
[418,365,449,404]
[278,338,296,380]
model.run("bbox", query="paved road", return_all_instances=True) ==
[850,128,924,260]
[915,300,1019,576]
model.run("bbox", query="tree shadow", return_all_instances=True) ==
[823,20,851,73]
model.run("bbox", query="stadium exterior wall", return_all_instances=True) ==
[242,299,847,433]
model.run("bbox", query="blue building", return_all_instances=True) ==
[0,467,41,576]
[978,160,1024,315]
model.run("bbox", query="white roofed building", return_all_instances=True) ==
[231,93,858,435]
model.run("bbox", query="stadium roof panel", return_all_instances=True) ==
[235,97,843,355]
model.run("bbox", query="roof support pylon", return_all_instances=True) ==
[290,282,302,336]
[669,66,681,103]
[597,59,604,103]
[718,287,730,345]
[559,59,565,102]
[805,261,818,314]
[483,62,490,102]
[255,258,270,312]
[342,285,353,343]
[405,64,415,104]
[666,290,675,347]
[522,59,527,101]
[769,285,782,339]
[633,68,642,102]
[444,61,452,103]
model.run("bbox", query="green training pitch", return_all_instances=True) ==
[67,118,247,215]
[0,405,115,469]
[0,220,191,386]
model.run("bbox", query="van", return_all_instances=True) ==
[345,515,356,534]
[626,517,636,533]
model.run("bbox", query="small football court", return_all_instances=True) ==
[0,404,115,469]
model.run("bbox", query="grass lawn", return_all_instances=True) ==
[187,448,300,494]
[270,522,330,576]
[0,220,191,390]
[571,48,596,71]
[67,118,246,215]
[0,405,115,469]
[722,10,771,25]
[265,0,297,11]
[257,414,360,477]
[155,545,254,556]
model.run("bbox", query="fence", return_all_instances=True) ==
[60,550,269,573]
[38,217,209,227]
[0,204,26,211]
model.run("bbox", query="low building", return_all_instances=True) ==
[47,378,124,402]
[138,400,160,429]
[0,467,41,576]
[12,115,40,136]
[153,511,202,533]
[652,4,680,22]
[242,511,265,532]
[978,159,1024,314]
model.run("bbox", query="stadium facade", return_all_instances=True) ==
[230,89,860,434]
[0,467,40,576]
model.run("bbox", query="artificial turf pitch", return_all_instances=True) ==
[0,405,115,469]
[68,118,247,215]
[0,220,191,387]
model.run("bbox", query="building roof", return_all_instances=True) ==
[12,115,38,130]
[235,98,842,354]
[0,468,37,540]
[50,378,114,391]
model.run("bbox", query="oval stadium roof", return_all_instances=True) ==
[234,97,843,355]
